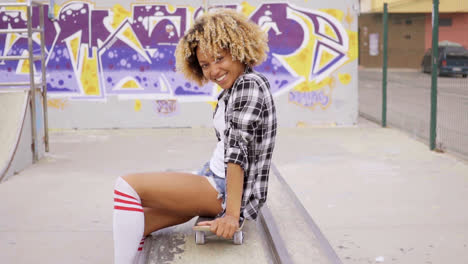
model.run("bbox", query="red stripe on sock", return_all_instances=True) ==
[114,198,142,206]
[114,190,138,201]
[138,247,143,251]
[140,241,144,245]
[114,206,143,212]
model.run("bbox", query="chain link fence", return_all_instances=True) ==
[359,0,468,159]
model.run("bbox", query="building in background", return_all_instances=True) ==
[359,0,468,68]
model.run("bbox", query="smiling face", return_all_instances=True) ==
[196,48,246,89]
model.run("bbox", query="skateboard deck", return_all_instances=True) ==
[192,216,245,245]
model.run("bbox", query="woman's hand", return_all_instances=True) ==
[197,163,243,239]
[197,214,239,239]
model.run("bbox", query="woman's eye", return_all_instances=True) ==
[215,57,224,62]
[201,64,207,69]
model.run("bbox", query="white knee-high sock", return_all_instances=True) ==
[113,177,145,264]
[136,237,147,264]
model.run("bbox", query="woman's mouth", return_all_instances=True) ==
[216,73,227,83]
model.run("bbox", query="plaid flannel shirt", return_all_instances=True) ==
[214,67,277,221]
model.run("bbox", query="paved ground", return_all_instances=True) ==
[359,68,468,96]
[1,117,467,263]
[359,68,468,158]
[275,118,468,264]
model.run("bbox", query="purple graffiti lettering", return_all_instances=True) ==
[154,99,177,115]
[250,4,303,55]
[289,90,330,108]
[132,5,187,48]
[0,1,350,103]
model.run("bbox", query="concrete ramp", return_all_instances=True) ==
[0,91,32,182]
[145,217,275,264]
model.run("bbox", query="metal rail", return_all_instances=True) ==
[0,1,50,161]
[0,87,41,93]
[0,55,42,61]
[0,28,43,34]
[0,2,29,7]
[0,82,42,87]
[0,1,44,7]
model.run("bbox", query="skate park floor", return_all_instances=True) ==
[0,117,467,263]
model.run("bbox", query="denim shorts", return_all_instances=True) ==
[197,162,226,210]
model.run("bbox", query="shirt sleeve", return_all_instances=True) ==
[225,77,264,172]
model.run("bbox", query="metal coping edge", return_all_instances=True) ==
[259,205,293,264]
[271,164,343,264]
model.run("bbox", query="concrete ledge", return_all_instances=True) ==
[146,217,275,263]
[264,164,343,264]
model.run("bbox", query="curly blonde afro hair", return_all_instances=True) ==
[175,8,269,86]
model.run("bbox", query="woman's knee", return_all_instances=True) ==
[115,174,143,198]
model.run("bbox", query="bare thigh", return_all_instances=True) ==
[123,172,223,217]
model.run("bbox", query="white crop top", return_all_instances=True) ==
[209,99,226,178]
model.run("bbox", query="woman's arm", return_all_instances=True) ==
[204,78,264,238]
[199,163,243,239]
[225,162,243,220]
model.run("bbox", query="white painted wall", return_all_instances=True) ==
[0,0,359,128]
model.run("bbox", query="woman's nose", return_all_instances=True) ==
[210,65,221,80]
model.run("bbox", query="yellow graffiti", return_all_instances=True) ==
[338,73,351,85]
[6,34,17,54]
[215,84,222,93]
[294,76,334,92]
[6,0,26,13]
[167,4,176,13]
[187,6,195,16]
[80,47,100,96]
[345,30,358,65]
[241,1,256,17]
[296,121,307,127]
[54,3,61,18]
[318,9,344,22]
[20,59,30,74]
[122,80,140,89]
[134,100,142,111]
[111,4,131,29]
[121,24,145,54]
[319,50,335,69]
[70,34,81,66]
[207,101,218,110]
[47,99,68,110]
[345,8,354,26]
[324,24,338,40]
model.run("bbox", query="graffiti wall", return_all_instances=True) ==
[0,0,359,128]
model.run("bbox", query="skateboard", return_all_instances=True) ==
[192,216,245,245]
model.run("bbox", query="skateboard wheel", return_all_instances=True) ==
[195,231,206,245]
[233,231,243,245]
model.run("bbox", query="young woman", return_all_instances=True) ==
[113,9,277,263]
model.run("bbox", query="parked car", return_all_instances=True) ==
[421,41,468,78]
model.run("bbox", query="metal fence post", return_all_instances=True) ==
[26,4,38,162]
[382,3,388,128]
[39,5,49,152]
[48,0,55,19]
[430,0,439,150]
